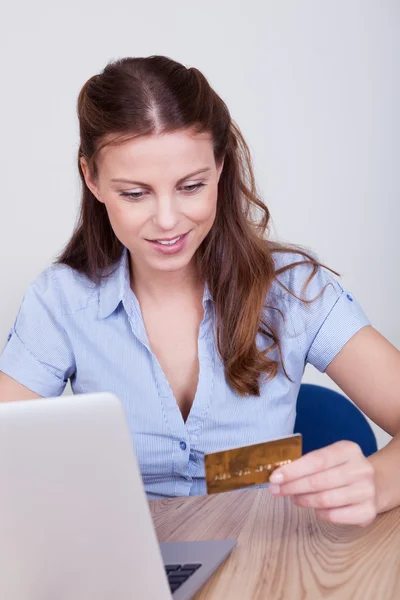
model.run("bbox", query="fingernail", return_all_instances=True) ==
[270,472,284,484]
[269,484,281,495]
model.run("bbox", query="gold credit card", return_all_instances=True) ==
[204,434,302,494]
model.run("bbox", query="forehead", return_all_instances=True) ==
[97,129,215,180]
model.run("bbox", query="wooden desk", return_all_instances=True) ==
[150,489,400,599]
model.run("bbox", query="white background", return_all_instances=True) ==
[1,1,398,448]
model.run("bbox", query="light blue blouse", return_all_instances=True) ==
[0,248,370,499]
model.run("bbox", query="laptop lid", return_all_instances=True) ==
[0,393,171,600]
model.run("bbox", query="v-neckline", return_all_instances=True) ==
[124,285,216,439]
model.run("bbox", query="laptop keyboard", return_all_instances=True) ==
[165,563,202,593]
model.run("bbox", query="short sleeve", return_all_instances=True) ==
[276,253,371,372]
[0,268,76,396]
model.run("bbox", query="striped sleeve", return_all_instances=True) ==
[280,255,371,372]
[0,268,75,396]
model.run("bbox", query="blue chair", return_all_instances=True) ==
[294,383,378,457]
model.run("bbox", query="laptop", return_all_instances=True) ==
[0,393,236,599]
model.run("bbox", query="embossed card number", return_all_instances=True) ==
[204,434,303,494]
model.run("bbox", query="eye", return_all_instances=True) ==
[181,183,206,193]
[119,191,146,201]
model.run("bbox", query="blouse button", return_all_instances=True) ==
[179,441,187,451]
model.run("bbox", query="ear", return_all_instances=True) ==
[80,157,103,203]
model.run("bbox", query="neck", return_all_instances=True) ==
[130,255,203,304]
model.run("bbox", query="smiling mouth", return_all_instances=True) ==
[146,232,189,246]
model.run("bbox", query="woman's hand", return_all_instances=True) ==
[268,440,377,526]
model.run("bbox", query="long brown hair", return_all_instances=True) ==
[58,55,333,396]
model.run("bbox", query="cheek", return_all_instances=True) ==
[104,201,146,237]
[188,191,218,224]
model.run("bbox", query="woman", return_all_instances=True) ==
[1,56,399,526]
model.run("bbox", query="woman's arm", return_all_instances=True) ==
[268,325,400,525]
[0,371,42,403]
[326,325,400,513]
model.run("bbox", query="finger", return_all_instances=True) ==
[275,460,374,496]
[269,440,363,485]
[293,480,376,510]
[314,501,377,527]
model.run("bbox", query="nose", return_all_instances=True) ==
[153,195,180,231]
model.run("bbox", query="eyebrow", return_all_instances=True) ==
[110,167,212,187]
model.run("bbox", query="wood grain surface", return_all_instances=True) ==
[150,489,400,599]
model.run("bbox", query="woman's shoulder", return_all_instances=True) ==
[25,262,100,317]
[267,244,342,302]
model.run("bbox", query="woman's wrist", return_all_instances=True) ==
[368,436,400,515]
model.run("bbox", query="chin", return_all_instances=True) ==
[150,253,196,273]
[153,259,192,273]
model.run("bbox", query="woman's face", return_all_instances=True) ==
[81,129,224,276]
